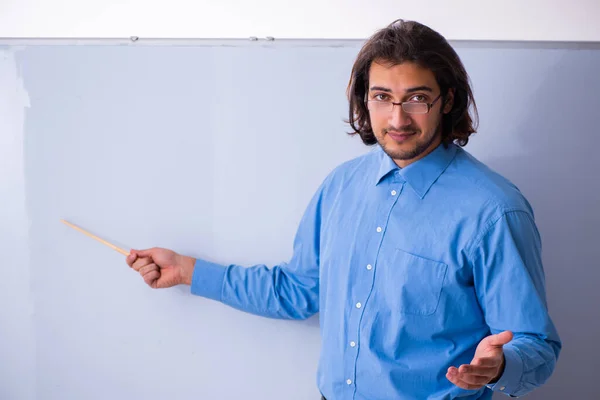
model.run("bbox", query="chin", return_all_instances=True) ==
[382,141,419,160]
[386,149,420,161]
[381,131,441,162]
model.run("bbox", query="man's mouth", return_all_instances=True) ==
[387,131,416,142]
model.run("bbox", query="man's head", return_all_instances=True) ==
[347,19,478,167]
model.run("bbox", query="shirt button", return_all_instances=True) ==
[356,302,362,308]
[350,341,356,347]
[347,379,352,385]
[366,264,373,270]
[500,387,506,391]
[376,227,382,233]
[391,190,397,196]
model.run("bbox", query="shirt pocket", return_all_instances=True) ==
[383,248,448,316]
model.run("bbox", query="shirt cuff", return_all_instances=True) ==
[190,258,227,302]
[487,345,523,397]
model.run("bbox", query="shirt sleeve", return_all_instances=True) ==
[469,209,562,397]
[189,176,329,320]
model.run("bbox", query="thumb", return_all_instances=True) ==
[487,330,513,347]
[130,248,155,258]
[125,251,136,266]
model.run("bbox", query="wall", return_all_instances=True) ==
[0,40,599,399]
[0,47,35,400]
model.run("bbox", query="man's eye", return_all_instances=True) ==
[374,93,390,101]
[410,95,427,102]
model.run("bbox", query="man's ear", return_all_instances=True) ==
[443,88,455,114]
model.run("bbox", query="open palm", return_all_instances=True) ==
[446,331,513,390]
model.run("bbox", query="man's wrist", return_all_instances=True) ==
[179,255,196,285]
[490,354,506,384]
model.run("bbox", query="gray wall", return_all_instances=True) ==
[0,41,598,400]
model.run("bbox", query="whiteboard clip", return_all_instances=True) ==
[130,36,139,42]
[265,36,275,41]
[249,36,258,41]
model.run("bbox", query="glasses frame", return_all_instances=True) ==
[366,93,443,115]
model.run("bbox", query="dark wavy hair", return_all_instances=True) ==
[346,19,478,147]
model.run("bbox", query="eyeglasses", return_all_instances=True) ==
[366,93,442,115]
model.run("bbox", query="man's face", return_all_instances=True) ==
[367,61,453,168]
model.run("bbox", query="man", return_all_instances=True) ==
[126,19,561,399]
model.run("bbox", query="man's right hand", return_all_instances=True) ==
[125,247,196,289]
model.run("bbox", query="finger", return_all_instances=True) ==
[132,248,156,258]
[459,364,498,377]
[455,370,491,386]
[139,263,159,276]
[448,376,487,390]
[132,257,153,272]
[126,251,138,267]
[446,369,484,391]
[487,330,513,347]
[471,357,501,368]
[143,270,160,287]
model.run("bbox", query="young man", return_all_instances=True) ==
[127,19,561,399]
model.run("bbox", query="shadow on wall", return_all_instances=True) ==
[464,48,600,399]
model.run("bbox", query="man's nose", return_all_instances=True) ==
[389,104,413,128]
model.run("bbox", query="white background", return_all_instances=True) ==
[1,0,599,41]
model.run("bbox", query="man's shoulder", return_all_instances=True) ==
[448,147,534,216]
[324,147,381,186]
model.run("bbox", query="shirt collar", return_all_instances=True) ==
[375,142,458,199]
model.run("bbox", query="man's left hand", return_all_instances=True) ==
[446,330,513,390]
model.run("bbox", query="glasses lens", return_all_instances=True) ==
[368,101,393,113]
[403,102,428,114]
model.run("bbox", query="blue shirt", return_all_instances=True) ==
[191,142,561,399]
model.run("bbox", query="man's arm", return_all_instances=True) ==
[129,177,329,320]
[469,209,562,397]
[187,177,331,320]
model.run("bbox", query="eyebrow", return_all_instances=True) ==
[369,85,433,93]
